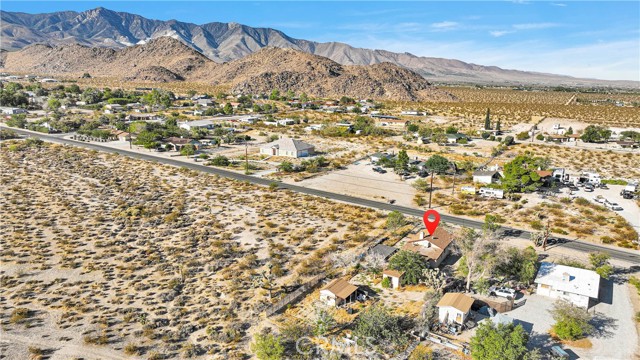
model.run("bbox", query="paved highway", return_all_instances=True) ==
[9,128,640,265]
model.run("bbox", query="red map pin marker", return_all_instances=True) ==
[423,209,440,235]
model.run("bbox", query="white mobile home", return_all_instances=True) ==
[535,262,600,308]
[479,187,504,199]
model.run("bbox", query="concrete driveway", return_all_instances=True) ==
[506,278,637,360]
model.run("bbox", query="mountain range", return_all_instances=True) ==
[0,37,455,101]
[1,7,637,88]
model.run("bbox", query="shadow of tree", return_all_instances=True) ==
[589,312,618,339]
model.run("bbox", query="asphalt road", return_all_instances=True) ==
[9,128,640,265]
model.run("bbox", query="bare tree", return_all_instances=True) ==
[456,218,500,292]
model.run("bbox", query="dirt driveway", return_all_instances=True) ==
[506,278,637,360]
[293,161,419,206]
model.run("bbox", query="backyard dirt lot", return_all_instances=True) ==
[505,280,637,360]
[291,160,420,206]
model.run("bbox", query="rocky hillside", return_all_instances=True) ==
[208,47,454,101]
[0,38,453,101]
[2,7,636,87]
[1,37,211,81]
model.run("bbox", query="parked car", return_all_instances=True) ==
[548,345,569,359]
[491,287,516,299]
[584,184,594,192]
[609,203,623,211]
[621,190,635,199]
[593,195,605,203]
[373,167,387,174]
[599,183,609,189]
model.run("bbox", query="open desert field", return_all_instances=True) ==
[0,140,390,359]
[386,87,640,129]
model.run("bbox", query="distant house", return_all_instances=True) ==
[0,107,27,115]
[127,113,161,122]
[259,137,315,158]
[401,110,422,116]
[437,292,474,325]
[473,170,502,184]
[369,152,394,163]
[369,244,397,260]
[276,118,296,126]
[179,119,217,131]
[164,137,202,151]
[402,228,454,268]
[383,269,404,289]
[109,129,131,141]
[446,133,469,144]
[105,104,124,112]
[534,262,600,308]
[197,98,215,107]
[320,278,359,307]
[536,170,554,186]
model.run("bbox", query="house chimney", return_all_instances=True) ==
[419,231,424,239]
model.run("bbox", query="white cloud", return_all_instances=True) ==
[430,21,459,30]
[551,3,567,7]
[513,22,560,30]
[490,30,514,37]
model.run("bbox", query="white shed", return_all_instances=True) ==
[319,278,358,307]
[436,292,474,325]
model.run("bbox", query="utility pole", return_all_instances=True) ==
[244,138,249,175]
[451,162,457,195]
[542,219,550,251]
[428,170,435,209]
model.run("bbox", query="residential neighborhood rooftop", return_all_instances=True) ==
[534,262,600,299]
[321,278,358,300]
[436,292,474,312]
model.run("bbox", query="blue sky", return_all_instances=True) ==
[3,1,639,81]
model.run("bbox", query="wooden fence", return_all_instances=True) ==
[264,274,325,317]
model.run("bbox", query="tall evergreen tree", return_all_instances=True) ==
[496,119,501,132]
[484,108,491,130]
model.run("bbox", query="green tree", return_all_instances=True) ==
[566,126,573,135]
[589,252,613,279]
[470,322,529,360]
[269,89,280,100]
[250,332,285,360]
[425,154,450,174]
[223,102,233,114]
[445,126,458,134]
[209,155,230,166]
[386,211,406,231]
[142,89,174,107]
[516,132,530,140]
[550,301,593,341]
[501,154,544,194]
[278,161,295,173]
[395,149,409,173]
[581,125,611,143]
[484,108,491,130]
[133,130,161,149]
[47,98,61,111]
[299,92,308,103]
[5,114,27,128]
[495,119,501,132]
[313,308,336,336]
[494,246,538,284]
[353,304,408,347]
[180,144,196,157]
[412,178,431,193]
[388,250,428,285]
